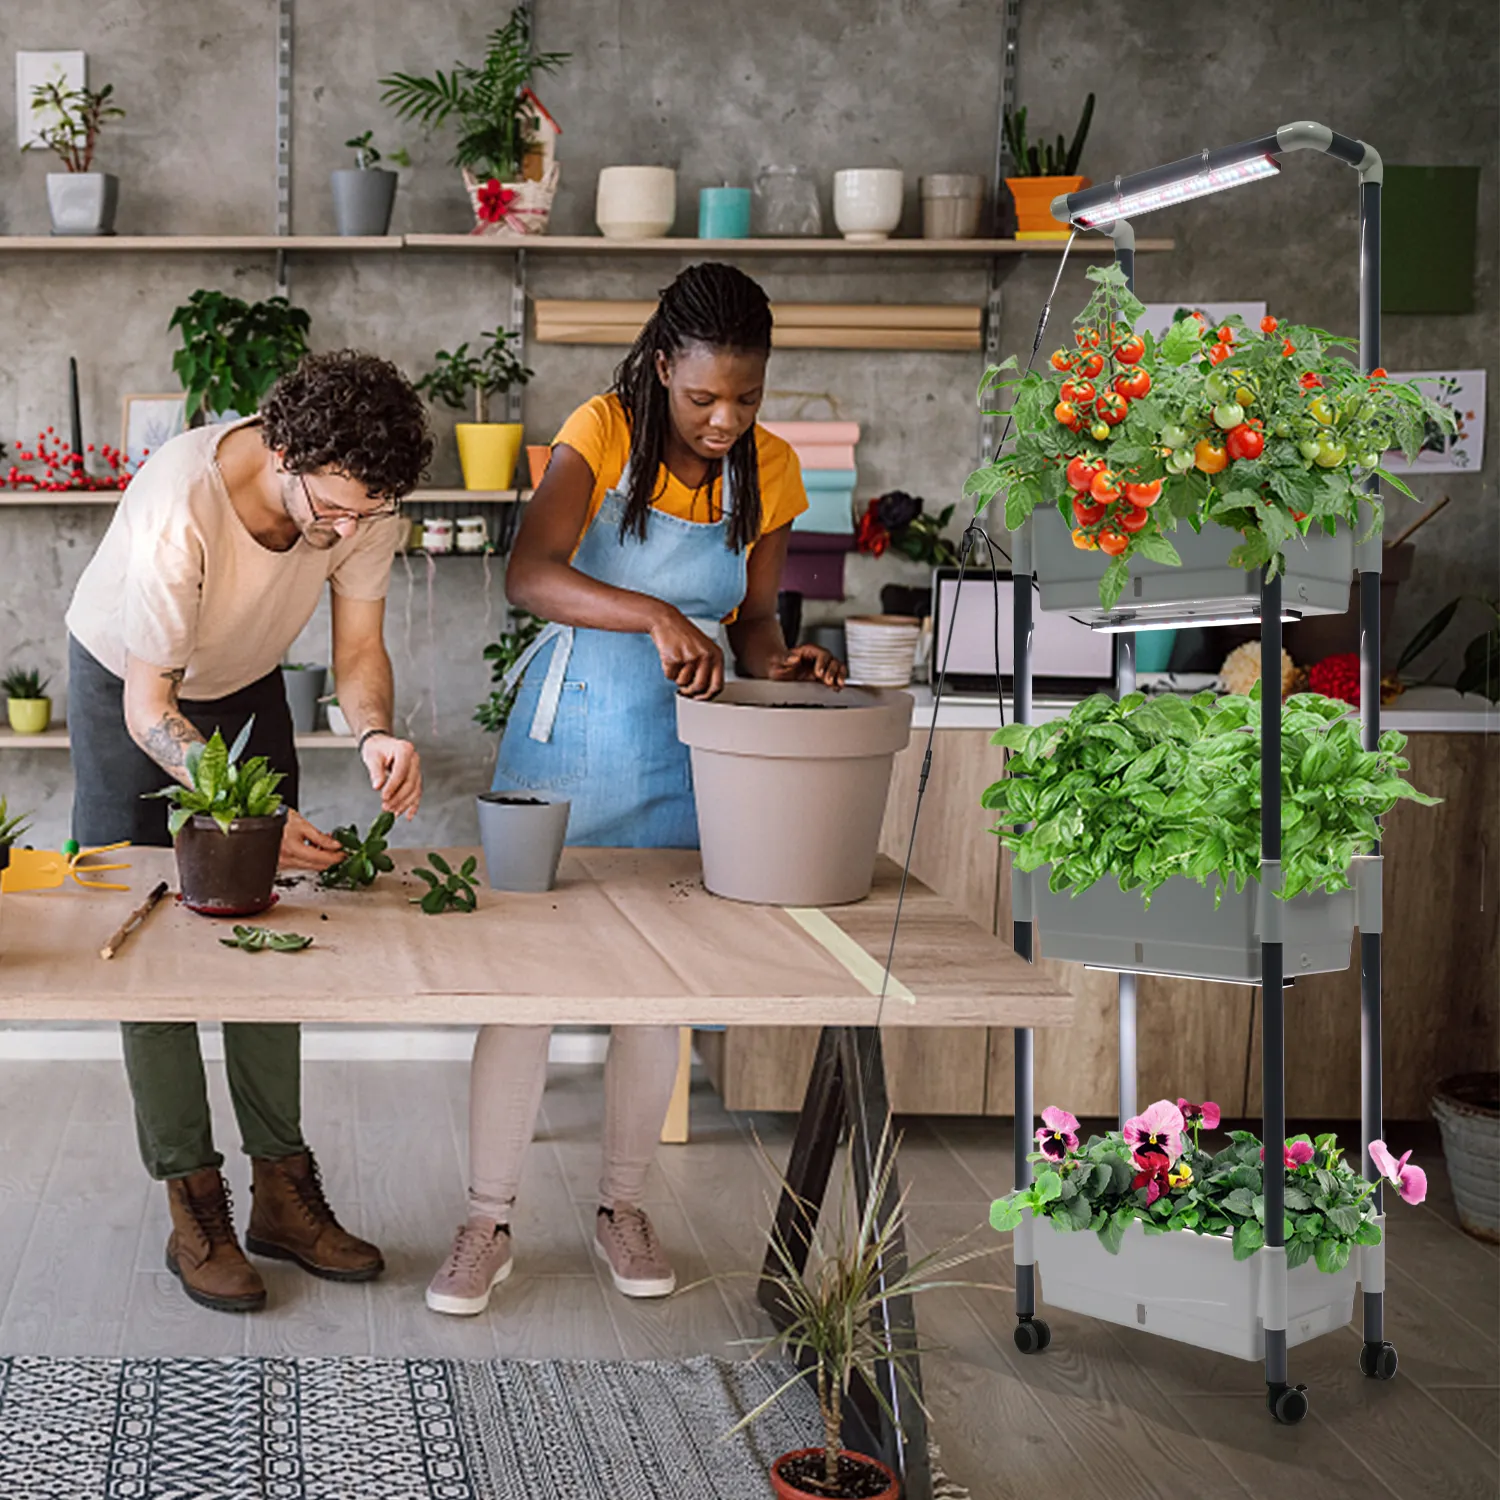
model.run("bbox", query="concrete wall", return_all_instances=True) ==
[0,0,1494,848]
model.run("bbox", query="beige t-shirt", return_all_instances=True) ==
[66,418,403,701]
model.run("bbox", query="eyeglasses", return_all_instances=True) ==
[298,474,401,527]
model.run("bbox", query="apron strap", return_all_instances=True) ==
[501,622,575,744]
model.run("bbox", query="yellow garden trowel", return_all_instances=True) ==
[2,839,133,894]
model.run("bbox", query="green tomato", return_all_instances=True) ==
[1168,448,1196,473]
[1274,423,1292,438]
[1314,438,1348,469]
[1234,387,1255,406]
[1298,439,1323,461]
[1308,396,1335,425]
[1204,374,1229,402]
[1359,450,1381,468]
[1161,423,1189,448]
[1213,402,1245,430]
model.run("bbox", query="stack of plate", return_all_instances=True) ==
[844,615,922,688]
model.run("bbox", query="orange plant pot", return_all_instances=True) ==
[527,444,552,488]
[1005,174,1090,237]
[770,1448,899,1500]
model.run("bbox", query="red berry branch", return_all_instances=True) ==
[0,427,141,492]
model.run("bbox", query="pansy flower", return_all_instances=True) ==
[1035,1106,1080,1163]
[1176,1098,1221,1131]
[1124,1099,1186,1163]
[1370,1140,1428,1205]
[1167,1161,1193,1190]
[1259,1139,1315,1169]
[1131,1148,1172,1205]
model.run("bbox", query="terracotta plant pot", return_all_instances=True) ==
[771,1448,900,1500]
[476,793,571,892]
[174,810,286,917]
[7,698,52,734]
[676,680,913,906]
[1004,173,1088,237]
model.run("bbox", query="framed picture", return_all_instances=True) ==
[1382,370,1486,474]
[121,394,187,467]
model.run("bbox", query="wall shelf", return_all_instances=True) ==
[0,487,532,508]
[0,728,354,752]
[0,236,403,252]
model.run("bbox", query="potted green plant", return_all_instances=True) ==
[414,327,533,490]
[2,668,52,735]
[990,1098,1426,1362]
[280,661,327,735]
[381,7,569,236]
[29,77,124,235]
[331,130,410,237]
[984,686,1438,982]
[0,798,32,882]
[146,722,287,916]
[967,265,1453,621]
[169,290,312,423]
[1395,595,1500,703]
[1001,93,1093,237]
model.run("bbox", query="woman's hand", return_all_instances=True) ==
[280,809,344,872]
[768,644,846,688]
[650,607,725,699]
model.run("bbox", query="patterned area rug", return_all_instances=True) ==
[0,1354,970,1499]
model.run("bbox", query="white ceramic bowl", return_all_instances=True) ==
[833,169,904,242]
[596,166,677,240]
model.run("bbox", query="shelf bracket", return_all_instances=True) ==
[274,0,294,296]
[506,247,528,425]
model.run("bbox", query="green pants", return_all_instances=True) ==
[122,1023,305,1180]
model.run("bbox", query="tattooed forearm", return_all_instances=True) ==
[142,712,205,779]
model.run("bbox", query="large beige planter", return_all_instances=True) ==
[677,681,913,906]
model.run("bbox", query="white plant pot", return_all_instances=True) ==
[596,166,677,239]
[833,168,903,242]
[1030,507,1354,627]
[46,172,118,236]
[325,704,350,737]
[1032,868,1356,983]
[1036,1216,1358,1361]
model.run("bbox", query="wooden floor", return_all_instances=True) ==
[0,1058,1494,1500]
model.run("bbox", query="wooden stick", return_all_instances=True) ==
[100,881,170,960]
[1385,493,1451,550]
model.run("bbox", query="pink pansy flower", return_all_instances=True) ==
[1176,1098,1221,1131]
[1035,1106,1081,1163]
[1370,1140,1428,1206]
[1259,1140,1315,1169]
[1123,1100,1186,1164]
[1131,1148,1172,1205]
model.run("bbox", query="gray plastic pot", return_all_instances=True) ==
[281,665,327,734]
[331,168,397,236]
[476,793,571,892]
[1431,1073,1500,1244]
[677,681,913,906]
[1031,868,1355,983]
[174,811,286,917]
[1031,508,1354,627]
[47,172,118,236]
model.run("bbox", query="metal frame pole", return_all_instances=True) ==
[1012,548,1037,1328]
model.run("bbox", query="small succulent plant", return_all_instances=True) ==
[220,925,314,953]
[319,811,396,890]
[411,852,480,914]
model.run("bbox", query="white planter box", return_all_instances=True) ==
[1037,1217,1357,1361]
[1032,508,1353,627]
[1033,869,1355,984]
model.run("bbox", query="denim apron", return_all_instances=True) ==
[492,462,747,849]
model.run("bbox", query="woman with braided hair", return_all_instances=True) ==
[426,262,843,1316]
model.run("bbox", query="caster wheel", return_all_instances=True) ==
[1269,1384,1310,1425]
[1013,1318,1051,1354]
[1360,1341,1399,1380]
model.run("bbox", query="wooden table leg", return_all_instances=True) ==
[659,1025,694,1145]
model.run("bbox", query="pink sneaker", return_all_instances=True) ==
[425,1219,513,1316]
[595,1205,676,1297]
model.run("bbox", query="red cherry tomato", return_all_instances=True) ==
[1054,401,1078,426]
[1060,378,1096,406]
[1097,528,1129,556]
[1260,315,1279,334]
[1207,342,1232,366]
[1065,455,1106,492]
[1113,368,1151,400]
[1077,352,1106,380]
[1123,479,1162,508]
[1072,494,1107,525]
[1194,437,1228,474]
[1119,506,1151,533]
[1112,333,1146,365]
[1075,327,1101,350]
[1370,366,1387,380]
[1071,527,1099,551]
[1216,324,1235,344]
[1282,338,1296,358]
[1049,348,1075,372]
[1090,467,1123,503]
[1226,424,1265,461]
[1096,392,1129,426]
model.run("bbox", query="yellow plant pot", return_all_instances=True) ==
[7,698,51,734]
[455,423,524,491]
[1006,174,1090,237]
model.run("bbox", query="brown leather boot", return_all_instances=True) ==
[165,1168,267,1313]
[245,1149,384,1282]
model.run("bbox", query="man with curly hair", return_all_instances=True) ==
[65,350,433,1314]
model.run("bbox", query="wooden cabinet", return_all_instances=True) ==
[699,725,1498,1121]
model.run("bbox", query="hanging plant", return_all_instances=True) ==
[966,265,1454,611]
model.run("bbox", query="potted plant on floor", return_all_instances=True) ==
[2,668,53,734]
[169,290,312,424]
[990,1097,1427,1361]
[331,130,410,236]
[1001,93,1093,237]
[380,6,570,237]
[966,266,1453,620]
[984,685,1438,982]
[146,721,287,916]
[414,328,533,490]
[29,76,124,235]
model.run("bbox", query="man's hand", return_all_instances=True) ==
[361,733,422,818]
[281,809,344,872]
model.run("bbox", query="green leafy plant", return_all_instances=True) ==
[379,8,570,183]
[965,264,1453,610]
[476,612,544,732]
[1002,93,1094,178]
[1396,595,1500,703]
[984,687,1438,905]
[1,668,50,701]
[320,811,396,890]
[29,80,123,172]
[146,722,286,838]
[344,130,411,170]
[220,925,314,954]
[0,797,32,848]
[411,852,479,913]
[169,290,312,422]
[414,328,533,425]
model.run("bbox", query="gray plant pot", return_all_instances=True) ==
[1431,1074,1500,1243]
[331,168,397,236]
[1031,868,1356,983]
[281,665,327,734]
[1031,508,1354,627]
[47,172,118,236]
[476,793,571,893]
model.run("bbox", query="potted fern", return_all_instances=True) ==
[380,7,569,236]
[146,722,287,916]
[29,77,124,235]
[169,290,312,423]
[1001,93,1093,237]
[414,327,533,490]
[2,667,52,735]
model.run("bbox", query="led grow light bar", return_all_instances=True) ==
[1086,611,1302,633]
[1063,153,1281,228]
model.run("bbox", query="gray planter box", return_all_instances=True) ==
[1031,867,1355,983]
[47,172,118,236]
[1033,507,1353,627]
[281,665,327,734]
[331,169,397,236]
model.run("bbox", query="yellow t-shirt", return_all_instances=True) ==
[552,393,807,545]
